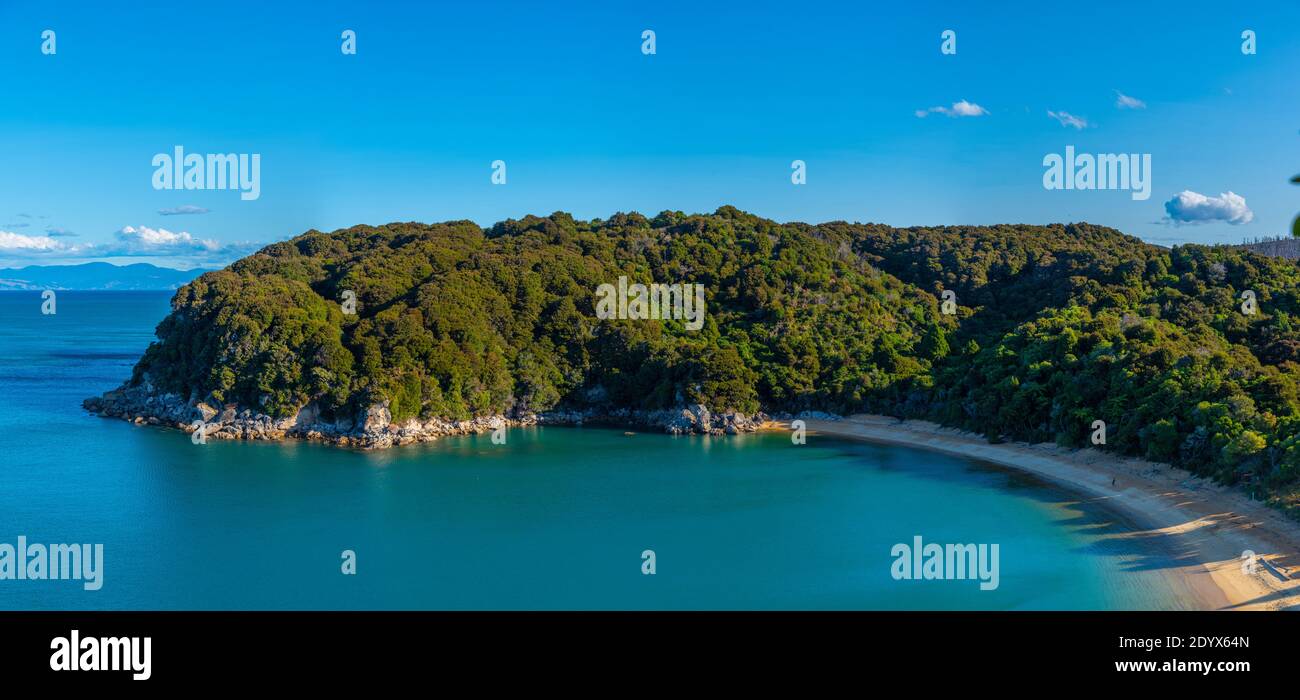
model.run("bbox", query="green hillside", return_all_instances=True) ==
[121,207,1300,513]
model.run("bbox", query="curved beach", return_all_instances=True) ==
[803,415,1300,611]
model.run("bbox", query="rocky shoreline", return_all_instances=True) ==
[82,381,824,449]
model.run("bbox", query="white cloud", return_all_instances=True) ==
[915,100,989,118]
[1114,91,1146,109]
[0,231,75,252]
[1047,110,1090,129]
[114,225,222,253]
[1163,190,1254,225]
[0,225,258,265]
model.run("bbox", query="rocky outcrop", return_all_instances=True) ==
[82,380,533,449]
[538,404,771,436]
[83,383,782,449]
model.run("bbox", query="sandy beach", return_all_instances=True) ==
[801,415,1300,611]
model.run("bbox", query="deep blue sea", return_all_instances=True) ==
[0,291,1196,609]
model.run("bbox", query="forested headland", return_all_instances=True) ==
[88,207,1300,514]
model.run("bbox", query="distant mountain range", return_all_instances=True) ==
[0,262,204,290]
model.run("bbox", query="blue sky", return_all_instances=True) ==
[0,0,1296,269]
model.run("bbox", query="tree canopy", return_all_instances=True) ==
[128,208,1300,515]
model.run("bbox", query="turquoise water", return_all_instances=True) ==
[0,291,1193,610]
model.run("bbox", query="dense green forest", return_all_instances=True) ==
[128,207,1300,513]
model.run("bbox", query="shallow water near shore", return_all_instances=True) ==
[0,291,1201,609]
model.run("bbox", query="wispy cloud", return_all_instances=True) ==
[1114,91,1146,109]
[915,100,988,118]
[45,227,76,237]
[1162,190,1254,225]
[1047,110,1090,129]
[157,205,211,216]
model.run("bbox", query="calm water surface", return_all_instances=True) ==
[0,291,1195,609]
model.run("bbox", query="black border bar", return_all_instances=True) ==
[0,611,1286,685]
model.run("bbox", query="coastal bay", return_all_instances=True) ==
[805,416,1300,611]
[0,291,1219,610]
